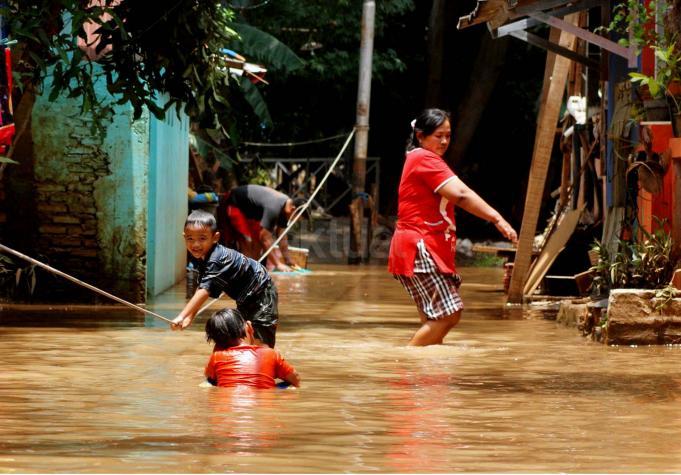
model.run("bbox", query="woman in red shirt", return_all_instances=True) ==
[388,108,517,346]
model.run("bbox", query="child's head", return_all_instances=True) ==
[184,210,219,259]
[205,308,250,347]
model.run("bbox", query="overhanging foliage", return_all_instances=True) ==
[3,0,240,130]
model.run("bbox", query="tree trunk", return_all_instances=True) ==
[447,34,509,167]
[425,0,446,107]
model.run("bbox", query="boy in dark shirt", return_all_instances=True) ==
[171,210,278,347]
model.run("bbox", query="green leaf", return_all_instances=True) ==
[239,76,272,127]
[649,80,661,97]
[229,22,304,74]
[629,72,648,81]
[0,156,18,164]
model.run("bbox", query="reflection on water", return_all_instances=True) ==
[3,265,681,472]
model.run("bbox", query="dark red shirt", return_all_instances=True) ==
[388,148,457,276]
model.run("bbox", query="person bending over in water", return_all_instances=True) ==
[204,308,300,389]
[172,210,279,348]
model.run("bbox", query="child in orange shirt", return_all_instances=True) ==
[204,308,300,389]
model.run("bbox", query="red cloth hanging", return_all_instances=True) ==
[0,45,15,154]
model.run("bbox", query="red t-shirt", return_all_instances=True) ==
[388,148,457,276]
[205,345,296,389]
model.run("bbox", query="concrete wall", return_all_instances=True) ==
[147,105,189,296]
[27,69,187,302]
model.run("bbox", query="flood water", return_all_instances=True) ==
[3,265,681,473]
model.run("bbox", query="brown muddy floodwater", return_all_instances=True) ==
[2,265,681,473]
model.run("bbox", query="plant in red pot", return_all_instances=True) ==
[629,41,681,135]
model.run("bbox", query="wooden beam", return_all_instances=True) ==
[512,0,582,16]
[457,0,551,30]
[507,14,579,304]
[509,30,599,69]
[458,0,509,30]
[496,0,603,37]
[529,11,637,67]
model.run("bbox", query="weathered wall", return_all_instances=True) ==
[30,72,149,302]
[147,106,189,296]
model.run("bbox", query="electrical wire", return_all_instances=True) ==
[242,132,352,148]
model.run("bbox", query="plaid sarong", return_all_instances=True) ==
[395,240,463,320]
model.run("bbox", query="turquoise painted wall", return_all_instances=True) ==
[147,104,189,296]
[32,66,188,301]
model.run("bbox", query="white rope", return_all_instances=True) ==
[0,243,174,324]
[195,127,357,317]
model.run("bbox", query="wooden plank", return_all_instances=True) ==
[496,0,603,37]
[539,28,561,108]
[507,14,579,303]
[513,0,579,15]
[529,11,637,67]
[522,208,582,295]
[458,0,509,30]
[509,30,599,69]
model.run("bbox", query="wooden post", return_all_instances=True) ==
[507,15,580,304]
[349,0,375,264]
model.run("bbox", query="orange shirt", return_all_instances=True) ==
[204,344,296,389]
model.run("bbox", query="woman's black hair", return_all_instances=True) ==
[205,308,247,346]
[407,108,451,151]
[185,209,217,232]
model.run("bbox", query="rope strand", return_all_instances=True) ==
[0,243,174,324]
[195,128,357,317]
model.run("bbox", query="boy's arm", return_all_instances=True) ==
[171,288,210,330]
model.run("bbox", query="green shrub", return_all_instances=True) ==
[590,221,679,294]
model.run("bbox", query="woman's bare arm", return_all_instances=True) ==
[438,176,517,242]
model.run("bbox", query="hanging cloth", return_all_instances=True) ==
[0,45,15,154]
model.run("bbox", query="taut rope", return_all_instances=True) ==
[0,243,174,324]
[195,127,357,317]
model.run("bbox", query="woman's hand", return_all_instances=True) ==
[494,217,518,243]
[275,262,293,272]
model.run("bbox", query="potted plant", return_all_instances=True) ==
[601,0,681,130]
[629,40,681,134]
[588,222,681,344]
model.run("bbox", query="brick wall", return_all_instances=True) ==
[29,97,148,303]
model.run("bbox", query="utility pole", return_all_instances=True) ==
[349,0,375,264]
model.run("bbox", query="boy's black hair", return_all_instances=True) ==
[185,209,217,232]
[205,308,247,346]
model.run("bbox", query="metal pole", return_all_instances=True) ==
[349,0,375,264]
